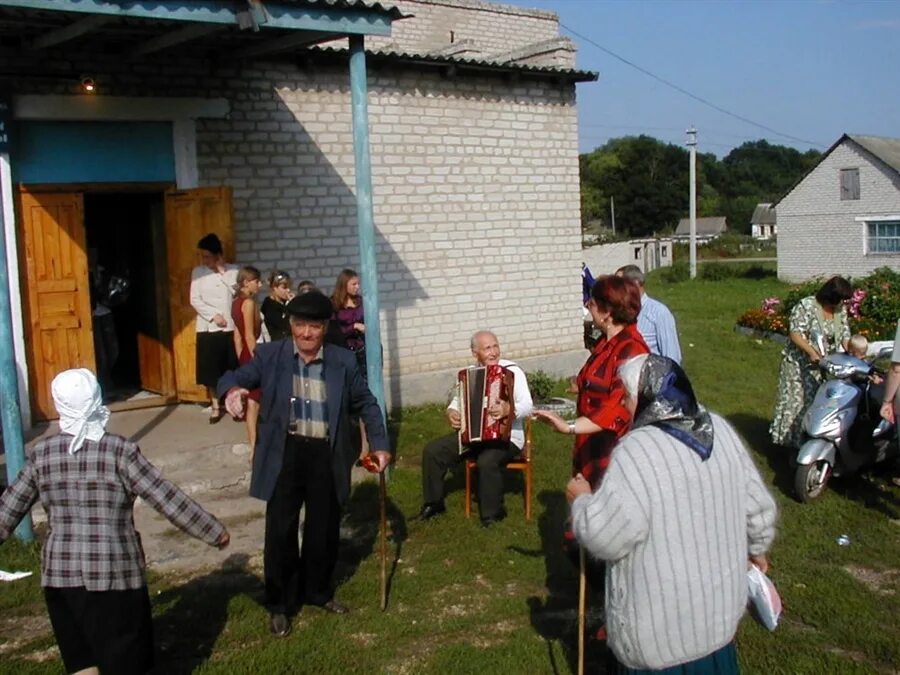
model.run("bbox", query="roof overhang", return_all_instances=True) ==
[304,45,598,84]
[0,0,405,60]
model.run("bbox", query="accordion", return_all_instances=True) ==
[457,364,515,449]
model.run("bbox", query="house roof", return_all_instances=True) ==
[773,133,900,207]
[0,0,405,61]
[848,134,900,175]
[0,0,596,83]
[309,44,598,82]
[750,203,776,225]
[675,216,727,236]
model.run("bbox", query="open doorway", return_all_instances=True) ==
[84,191,169,405]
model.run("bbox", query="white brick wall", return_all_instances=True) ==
[778,140,900,282]
[339,0,571,67]
[203,64,584,376]
[8,45,586,406]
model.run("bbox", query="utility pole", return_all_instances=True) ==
[609,196,616,235]
[686,126,698,279]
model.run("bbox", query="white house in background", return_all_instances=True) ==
[673,216,727,243]
[775,134,900,282]
[582,238,674,277]
[751,203,777,239]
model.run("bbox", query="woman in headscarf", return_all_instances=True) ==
[567,355,777,674]
[770,275,852,448]
[0,369,230,675]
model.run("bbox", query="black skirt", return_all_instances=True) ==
[44,585,154,674]
[196,331,238,387]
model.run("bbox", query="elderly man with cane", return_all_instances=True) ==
[219,290,391,638]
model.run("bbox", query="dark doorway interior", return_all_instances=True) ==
[84,192,166,402]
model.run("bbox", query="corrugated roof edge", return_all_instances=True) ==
[292,0,410,20]
[308,44,598,81]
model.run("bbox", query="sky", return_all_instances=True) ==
[501,0,900,157]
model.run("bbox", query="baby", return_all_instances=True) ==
[848,334,883,384]
[847,334,870,359]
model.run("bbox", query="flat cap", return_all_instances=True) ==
[286,290,333,320]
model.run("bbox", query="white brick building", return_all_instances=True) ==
[0,0,595,421]
[776,134,900,282]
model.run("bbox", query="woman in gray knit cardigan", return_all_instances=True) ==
[567,355,777,674]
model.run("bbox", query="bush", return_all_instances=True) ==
[700,263,738,281]
[659,262,690,283]
[744,265,776,280]
[736,267,900,341]
[526,370,555,403]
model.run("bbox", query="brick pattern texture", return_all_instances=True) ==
[5,2,585,379]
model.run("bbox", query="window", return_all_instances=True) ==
[661,245,668,258]
[867,220,900,254]
[840,168,860,200]
[634,247,641,260]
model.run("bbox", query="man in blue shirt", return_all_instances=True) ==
[616,265,682,364]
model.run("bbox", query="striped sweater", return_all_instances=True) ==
[571,413,777,670]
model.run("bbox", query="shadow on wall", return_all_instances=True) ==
[197,68,430,415]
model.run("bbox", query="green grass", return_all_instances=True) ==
[2,275,899,674]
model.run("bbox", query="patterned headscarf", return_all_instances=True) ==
[621,354,714,460]
[51,368,110,454]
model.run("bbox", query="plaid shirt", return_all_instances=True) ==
[0,433,225,590]
[574,324,649,487]
[291,344,329,439]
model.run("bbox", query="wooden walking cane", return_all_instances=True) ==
[361,454,389,611]
[578,547,587,675]
[379,471,388,611]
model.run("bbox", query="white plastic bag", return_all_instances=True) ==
[747,564,782,630]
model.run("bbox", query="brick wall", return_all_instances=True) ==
[778,141,900,282]
[343,0,572,67]
[7,49,585,404]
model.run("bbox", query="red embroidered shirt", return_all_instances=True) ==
[573,323,649,487]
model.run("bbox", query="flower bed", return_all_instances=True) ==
[736,267,900,341]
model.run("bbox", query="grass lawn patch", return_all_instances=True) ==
[1,275,899,673]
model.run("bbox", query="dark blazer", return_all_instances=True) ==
[217,339,389,505]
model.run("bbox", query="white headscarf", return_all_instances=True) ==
[51,368,110,454]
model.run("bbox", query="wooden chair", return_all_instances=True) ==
[464,417,533,520]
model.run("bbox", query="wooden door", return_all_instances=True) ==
[164,186,234,402]
[137,200,175,397]
[18,190,95,420]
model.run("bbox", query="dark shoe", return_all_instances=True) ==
[417,502,446,521]
[480,507,507,528]
[269,613,291,637]
[318,599,350,615]
[209,409,224,425]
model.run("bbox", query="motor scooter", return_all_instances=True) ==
[794,349,897,502]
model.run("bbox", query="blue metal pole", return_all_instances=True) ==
[0,153,33,542]
[348,36,387,423]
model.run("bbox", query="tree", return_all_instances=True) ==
[579,136,821,236]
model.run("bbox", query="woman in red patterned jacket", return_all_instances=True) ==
[535,275,649,487]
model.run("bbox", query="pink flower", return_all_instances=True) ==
[761,297,782,316]
[847,288,866,318]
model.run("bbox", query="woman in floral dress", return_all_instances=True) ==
[770,276,853,448]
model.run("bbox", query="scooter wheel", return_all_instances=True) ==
[794,460,831,503]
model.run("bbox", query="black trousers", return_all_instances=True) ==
[421,433,519,519]
[264,435,339,615]
[44,585,154,675]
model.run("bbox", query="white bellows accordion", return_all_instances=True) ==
[457,364,515,449]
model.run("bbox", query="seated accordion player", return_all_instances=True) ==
[457,364,515,452]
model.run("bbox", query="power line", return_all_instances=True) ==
[562,22,827,149]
